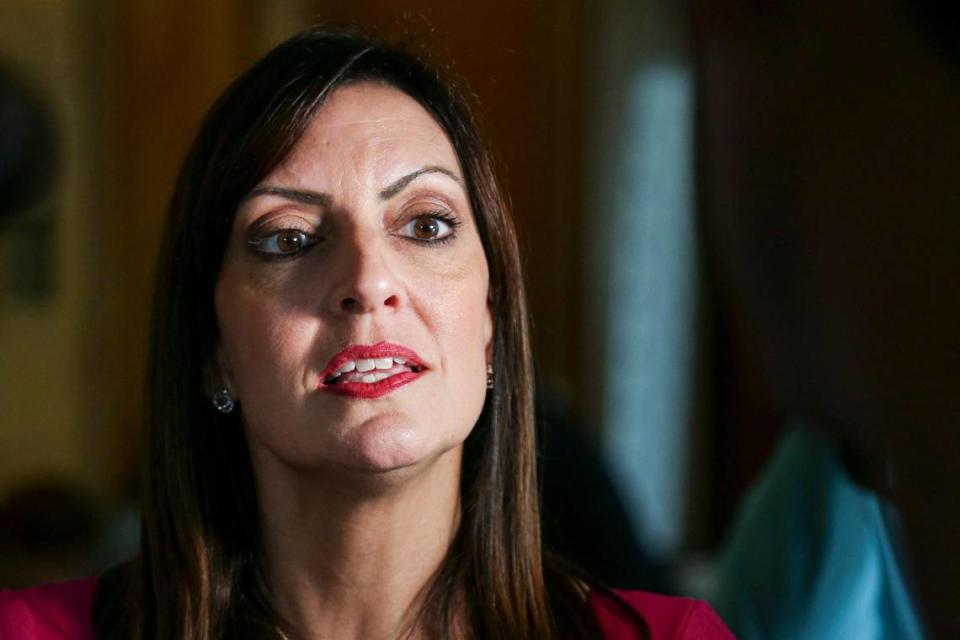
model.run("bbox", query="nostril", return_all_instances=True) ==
[338,293,400,314]
[341,298,362,313]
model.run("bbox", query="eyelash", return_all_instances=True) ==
[247,224,321,261]
[246,210,462,261]
[401,209,462,245]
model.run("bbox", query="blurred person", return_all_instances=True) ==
[696,0,960,637]
[537,391,673,595]
[710,424,923,639]
[0,27,732,639]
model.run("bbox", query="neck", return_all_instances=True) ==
[255,446,463,640]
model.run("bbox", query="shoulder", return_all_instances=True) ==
[590,589,735,640]
[0,577,96,640]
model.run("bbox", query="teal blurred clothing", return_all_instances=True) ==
[711,427,925,640]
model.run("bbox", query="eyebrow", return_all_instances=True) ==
[378,165,463,200]
[244,186,331,207]
[244,165,462,208]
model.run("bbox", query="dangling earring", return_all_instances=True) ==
[486,363,494,390]
[212,388,235,413]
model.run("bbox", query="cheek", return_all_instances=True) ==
[428,262,490,386]
[216,274,314,396]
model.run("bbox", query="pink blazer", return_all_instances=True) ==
[0,577,733,639]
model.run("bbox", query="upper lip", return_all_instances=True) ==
[319,341,427,383]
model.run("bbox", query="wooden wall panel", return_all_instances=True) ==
[84,0,267,493]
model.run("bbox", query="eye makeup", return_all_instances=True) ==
[245,214,323,260]
[397,209,462,245]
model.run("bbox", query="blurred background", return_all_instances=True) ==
[1,0,958,636]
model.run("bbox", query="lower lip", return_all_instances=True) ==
[320,370,423,399]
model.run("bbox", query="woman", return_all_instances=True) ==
[0,27,732,639]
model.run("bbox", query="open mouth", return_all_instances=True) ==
[323,356,426,386]
[319,342,427,398]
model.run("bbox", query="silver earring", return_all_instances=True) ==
[212,388,235,413]
[486,363,494,390]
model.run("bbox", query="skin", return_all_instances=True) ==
[214,82,493,639]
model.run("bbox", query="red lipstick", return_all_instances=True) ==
[318,341,427,399]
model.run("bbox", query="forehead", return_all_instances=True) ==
[267,81,459,187]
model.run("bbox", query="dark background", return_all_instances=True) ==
[1,0,958,635]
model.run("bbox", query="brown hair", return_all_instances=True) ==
[92,26,613,639]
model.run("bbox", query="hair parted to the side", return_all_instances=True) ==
[91,26,609,639]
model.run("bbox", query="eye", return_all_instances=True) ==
[248,228,319,256]
[401,213,458,242]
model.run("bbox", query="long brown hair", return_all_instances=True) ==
[93,26,604,639]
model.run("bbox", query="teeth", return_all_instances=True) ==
[327,356,419,385]
[336,361,357,374]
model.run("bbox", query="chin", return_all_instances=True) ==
[338,417,458,475]
[346,428,423,472]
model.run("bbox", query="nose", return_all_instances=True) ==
[327,232,403,316]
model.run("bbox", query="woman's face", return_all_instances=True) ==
[215,82,492,475]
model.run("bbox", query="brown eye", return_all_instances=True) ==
[414,217,440,239]
[401,214,457,242]
[249,228,318,256]
[276,229,304,253]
